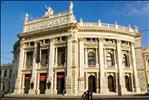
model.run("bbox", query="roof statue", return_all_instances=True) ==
[69,0,73,14]
[45,5,54,16]
[25,12,29,22]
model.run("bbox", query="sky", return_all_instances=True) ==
[1,1,149,64]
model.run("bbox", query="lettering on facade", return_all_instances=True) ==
[26,17,68,32]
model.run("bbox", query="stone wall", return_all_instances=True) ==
[134,33,147,92]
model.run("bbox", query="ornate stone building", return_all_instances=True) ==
[143,47,149,91]
[13,1,147,95]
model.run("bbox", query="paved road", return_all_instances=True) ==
[1,96,149,100]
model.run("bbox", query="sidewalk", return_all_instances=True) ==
[4,93,149,99]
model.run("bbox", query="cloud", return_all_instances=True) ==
[114,1,149,16]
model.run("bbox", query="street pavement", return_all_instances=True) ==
[1,95,149,100]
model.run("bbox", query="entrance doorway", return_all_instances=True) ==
[39,73,47,94]
[57,72,65,94]
[108,75,115,92]
[24,74,31,94]
[125,76,131,91]
[88,75,96,92]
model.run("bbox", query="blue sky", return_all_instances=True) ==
[1,1,149,64]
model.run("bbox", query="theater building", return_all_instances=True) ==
[13,1,147,95]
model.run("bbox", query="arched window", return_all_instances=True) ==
[108,75,115,92]
[88,75,96,92]
[125,76,132,91]
[106,52,113,67]
[88,52,96,65]
[123,54,129,66]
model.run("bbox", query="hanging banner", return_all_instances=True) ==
[40,74,46,81]
[57,75,64,78]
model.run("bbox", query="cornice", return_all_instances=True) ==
[19,23,77,39]
[78,28,135,37]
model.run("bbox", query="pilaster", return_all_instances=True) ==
[66,35,72,95]
[78,38,85,93]
[46,39,55,94]
[29,42,38,94]
[14,43,25,94]
[131,43,141,92]
[99,38,109,93]
[117,40,126,95]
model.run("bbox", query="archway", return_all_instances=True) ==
[88,75,96,92]
[108,75,115,92]
[125,76,131,91]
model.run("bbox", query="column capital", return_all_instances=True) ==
[79,38,84,42]
[49,38,54,43]
[20,42,26,48]
[117,39,121,43]
[131,42,135,46]
[67,34,72,40]
[98,37,104,42]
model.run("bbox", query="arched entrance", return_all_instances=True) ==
[108,75,115,92]
[125,76,131,91]
[88,75,96,92]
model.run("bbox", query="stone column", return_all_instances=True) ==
[84,48,87,67]
[96,46,99,92]
[55,48,58,67]
[66,35,72,95]
[35,73,40,94]
[54,71,57,94]
[23,52,26,69]
[117,40,126,95]
[131,73,134,92]
[71,34,79,95]
[29,42,38,94]
[99,38,109,93]
[14,43,25,94]
[78,38,85,93]
[46,39,55,94]
[96,47,98,67]
[131,43,140,92]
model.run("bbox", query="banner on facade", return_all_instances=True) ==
[57,75,64,78]
[40,75,46,81]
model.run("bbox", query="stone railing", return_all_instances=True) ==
[78,22,135,32]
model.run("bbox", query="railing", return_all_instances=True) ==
[79,22,135,32]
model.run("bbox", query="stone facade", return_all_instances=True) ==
[12,1,147,95]
[134,33,147,92]
[143,47,149,92]
[0,64,13,94]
